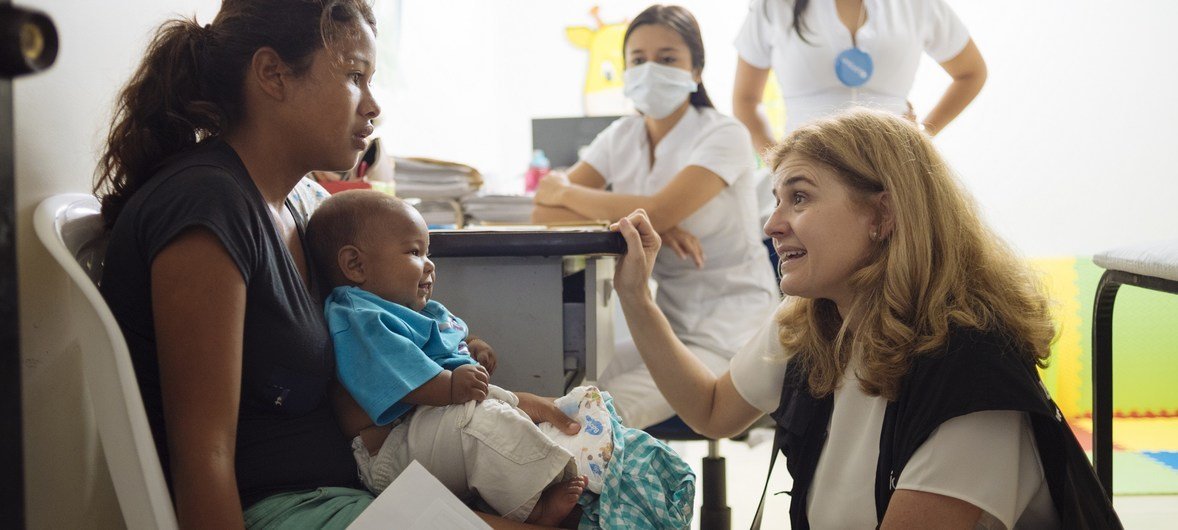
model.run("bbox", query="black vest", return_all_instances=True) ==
[762,327,1122,529]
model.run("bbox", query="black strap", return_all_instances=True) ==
[750,428,784,530]
[873,400,900,524]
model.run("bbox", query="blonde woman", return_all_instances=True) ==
[608,110,1120,528]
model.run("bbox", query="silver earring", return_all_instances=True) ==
[870,230,879,241]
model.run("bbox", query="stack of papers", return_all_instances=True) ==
[462,194,535,224]
[414,199,464,228]
[347,460,490,530]
[393,157,482,200]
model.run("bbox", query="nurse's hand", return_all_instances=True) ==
[516,392,581,435]
[611,209,661,300]
[533,172,570,206]
[661,226,704,269]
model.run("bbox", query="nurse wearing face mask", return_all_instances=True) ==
[533,4,779,429]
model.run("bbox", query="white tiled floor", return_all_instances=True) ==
[667,435,1178,529]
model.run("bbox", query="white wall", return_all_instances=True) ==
[923,0,1178,256]
[15,1,219,527]
[12,0,1178,526]
[385,0,1178,256]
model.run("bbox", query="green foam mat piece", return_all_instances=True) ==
[1073,258,1178,416]
[1107,451,1178,495]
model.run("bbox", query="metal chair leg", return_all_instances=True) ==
[700,439,731,530]
[1092,270,1120,500]
[1091,269,1178,500]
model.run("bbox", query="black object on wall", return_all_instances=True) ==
[1,2,58,526]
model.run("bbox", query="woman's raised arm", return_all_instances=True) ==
[611,211,762,438]
[152,227,247,528]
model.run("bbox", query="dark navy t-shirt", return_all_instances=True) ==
[100,139,358,507]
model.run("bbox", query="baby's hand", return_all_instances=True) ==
[450,364,490,404]
[468,337,497,375]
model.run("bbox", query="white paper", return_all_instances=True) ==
[347,460,491,530]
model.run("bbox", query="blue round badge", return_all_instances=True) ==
[835,47,873,88]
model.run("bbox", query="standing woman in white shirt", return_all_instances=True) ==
[733,0,987,150]
[532,4,778,429]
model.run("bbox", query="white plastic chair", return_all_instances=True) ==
[34,193,178,529]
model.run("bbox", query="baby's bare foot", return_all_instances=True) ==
[525,475,587,527]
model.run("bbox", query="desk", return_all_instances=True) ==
[428,229,625,396]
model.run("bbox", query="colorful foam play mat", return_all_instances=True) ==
[1068,417,1178,495]
[1034,257,1178,495]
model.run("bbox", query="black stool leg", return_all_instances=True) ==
[1092,270,1121,500]
[700,440,731,530]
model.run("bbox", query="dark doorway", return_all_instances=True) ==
[2,2,59,525]
[1,55,25,528]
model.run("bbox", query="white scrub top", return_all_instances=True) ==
[582,106,779,359]
[729,306,1060,529]
[735,0,971,134]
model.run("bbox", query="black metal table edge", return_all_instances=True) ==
[428,230,626,258]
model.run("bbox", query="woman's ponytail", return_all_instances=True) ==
[95,19,224,227]
[691,82,715,109]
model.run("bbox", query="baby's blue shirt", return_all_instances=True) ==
[325,286,475,425]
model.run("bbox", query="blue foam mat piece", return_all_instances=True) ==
[1144,451,1178,472]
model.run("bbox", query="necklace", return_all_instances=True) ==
[834,0,873,88]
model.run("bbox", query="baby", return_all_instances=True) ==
[306,190,588,525]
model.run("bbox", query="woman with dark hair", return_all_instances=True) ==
[532,5,778,429]
[96,1,577,527]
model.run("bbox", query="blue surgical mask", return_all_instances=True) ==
[622,62,698,119]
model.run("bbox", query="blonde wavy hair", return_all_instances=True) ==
[767,109,1055,400]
